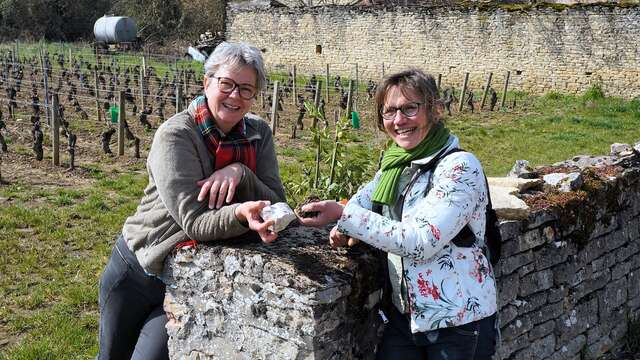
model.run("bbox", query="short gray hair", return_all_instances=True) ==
[204,42,266,92]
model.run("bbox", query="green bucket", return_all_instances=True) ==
[109,105,119,124]
[351,111,360,129]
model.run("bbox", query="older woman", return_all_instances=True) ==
[299,69,497,359]
[97,42,285,360]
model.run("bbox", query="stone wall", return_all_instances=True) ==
[163,226,385,359]
[164,151,640,359]
[226,5,640,98]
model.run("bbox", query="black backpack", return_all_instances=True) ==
[373,147,502,265]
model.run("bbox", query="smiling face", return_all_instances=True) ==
[382,86,431,150]
[203,64,257,134]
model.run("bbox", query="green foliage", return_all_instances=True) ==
[110,0,182,43]
[283,102,378,207]
[0,0,111,41]
[582,84,605,102]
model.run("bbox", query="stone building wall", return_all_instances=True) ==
[164,151,640,359]
[226,5,640,97]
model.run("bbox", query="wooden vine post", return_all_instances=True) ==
[480,72,493,110]
[329,110,340,186]
[292,65,297,105]
[118,91,125,156]
[40,49,51,125]
[501,71,511,108]
[325,64,330,103]
[94,68,101,122]
[270,81,279,135]
[51,94,60,166]
[458,72,469,112]
[176,87,183,113]
[312,80,322,129]
[314,128,321,189]
[139,66,146,113]
[346,80,355,125]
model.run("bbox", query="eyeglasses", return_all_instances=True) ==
[212,76,256,100]
[380,102,423,120]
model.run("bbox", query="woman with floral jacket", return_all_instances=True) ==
[298,68,497,359]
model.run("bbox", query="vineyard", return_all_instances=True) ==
[2,42,640,358]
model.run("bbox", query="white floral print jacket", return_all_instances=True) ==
[337,136,497,333]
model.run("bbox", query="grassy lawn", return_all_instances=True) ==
[1,45,640,358]
[0,168,146,360]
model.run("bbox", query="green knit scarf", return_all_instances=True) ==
[372,122,450,206]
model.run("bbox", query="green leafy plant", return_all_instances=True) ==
[282,101,378,207]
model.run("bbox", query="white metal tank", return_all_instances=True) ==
[94,16,137,43]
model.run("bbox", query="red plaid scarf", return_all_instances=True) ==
[189,95,257,172]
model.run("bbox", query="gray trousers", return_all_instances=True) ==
[97,235,169,360]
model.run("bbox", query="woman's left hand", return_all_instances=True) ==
[197,163,244,209]
[329,225,360,248]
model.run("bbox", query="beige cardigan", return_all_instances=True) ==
[122,109,285,275]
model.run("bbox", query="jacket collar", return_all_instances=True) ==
[409,135,459,166]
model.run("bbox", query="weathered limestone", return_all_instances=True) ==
[227,5,640,98]
[164,225,384,359]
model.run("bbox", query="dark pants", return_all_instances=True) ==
[376,306,497,360]
[97,235,169,360]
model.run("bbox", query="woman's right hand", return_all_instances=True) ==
[235,201,277,243]
[296,200,344,227]
[197,163,244,209]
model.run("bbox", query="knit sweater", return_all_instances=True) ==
[122,109,286,275]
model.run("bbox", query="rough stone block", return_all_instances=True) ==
[590,215,619,239]
[548,286,568,304]
[612,261,632,281]
[557,297,598,344]
[513,334,555,360]
[628,271,640,299]
[517,292,548,316]
[164,226,384,359]
[517,262,536,278]
[498,271,519,309]
[534,243,569,271]
[571,269,611,302]
[547,335,586,360]
[500,220,525,241]
[497,333,529,360]
[528,320,555,341]
[519,269,554,297]
[502,314,533,341]
[516,228,548,253]
[500,250,533,275]
[526,210,558,230]
[599,277,628,320]
[576,238,608,266]
[552,260,577,286]
[604,229,628,252]
[530,301,563,326]
[616,242,639,263]
[499,304,518,327]
[585,336,614,359]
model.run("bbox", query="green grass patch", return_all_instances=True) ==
[0,169,146,359]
